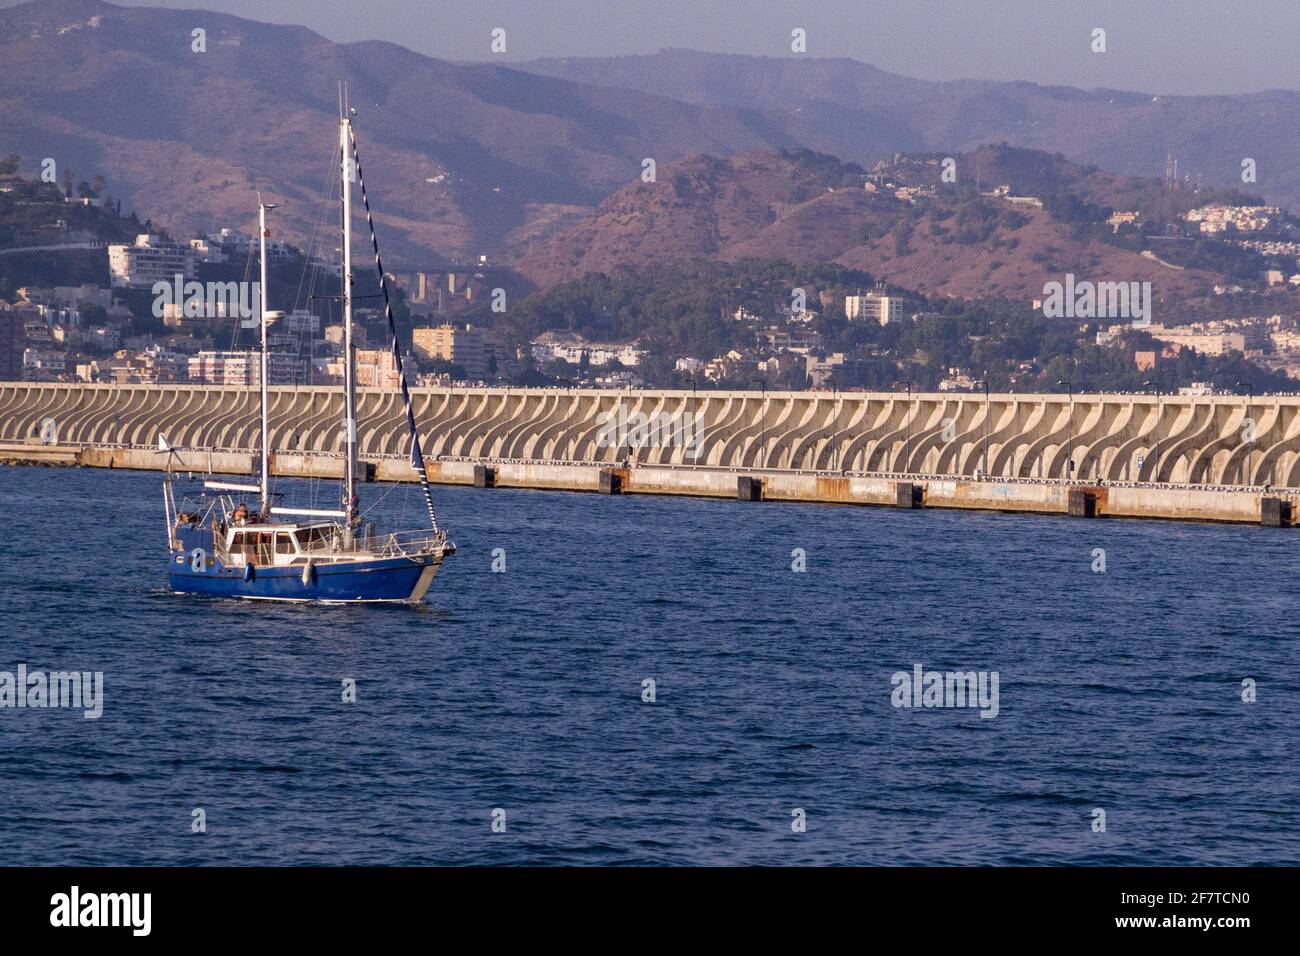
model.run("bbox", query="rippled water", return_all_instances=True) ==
[1,465,1296,865]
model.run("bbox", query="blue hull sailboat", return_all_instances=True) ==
[162,106,455,603]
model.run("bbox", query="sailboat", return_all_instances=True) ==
[161,110,455,603]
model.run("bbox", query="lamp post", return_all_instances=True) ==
[566,388,573,462]
[831,379,839,472]
[1094,385,1104,480]
[1142,378,1160,483]
[980,377,990,478]
[1236,380,1254,486]
[905,378,913,475]
[751,377,768,469]
[1057,379,1073,480]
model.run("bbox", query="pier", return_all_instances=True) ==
[2,382,1298,525]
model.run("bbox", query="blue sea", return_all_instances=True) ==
[1,465,1296,865]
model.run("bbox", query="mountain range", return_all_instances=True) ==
[518,49,1300,214]
[515,145,1228,304]
[2,0,1297,288]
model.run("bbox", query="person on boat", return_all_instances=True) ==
[233,502,249,525]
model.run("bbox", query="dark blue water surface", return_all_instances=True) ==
[1,465,1296,865]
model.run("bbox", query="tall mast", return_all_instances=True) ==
[346,111,442,535]
[340,113,358,523]
[257,196,276,518]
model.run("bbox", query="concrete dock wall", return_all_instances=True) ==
[3,439,1291,525]
[3,382,1298,526]
[6,382,1300,488]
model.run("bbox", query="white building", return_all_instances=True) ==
[16,285,112,311]
[938,368,977,391]
[187,350,306,385]
[108,234,198,289]
[23,348,65,373]
[203,227,293,260]
[274,309,320,335]
[845,292,904,325]
[1184,204,1281,235]
[530,333,645,367]
[188,238,228,264]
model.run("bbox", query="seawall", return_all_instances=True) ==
[2,441,1290,526]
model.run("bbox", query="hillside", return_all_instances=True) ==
[3,3,1299,274]
[0,0,815,265]
[514,147,1228,304]
[519,50,1300,215]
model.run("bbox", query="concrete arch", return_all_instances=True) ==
[1077,402,1137,482]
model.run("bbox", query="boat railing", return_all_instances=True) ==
[296,527,448,560]
[370,528,449,558]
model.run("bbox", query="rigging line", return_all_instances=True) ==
[358,476,401,518]
[348,125,440,534]
[231,240,256,352]
[275,146,341,507]
[292,147,342,314]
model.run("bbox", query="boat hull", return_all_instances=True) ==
[168,553,442,604]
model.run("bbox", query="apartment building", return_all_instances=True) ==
[187,350,307,385]
[412,323,488,379]
[108,234,199,289]
[845,292,905,325]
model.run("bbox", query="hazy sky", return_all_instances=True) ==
[14,0,1300,95]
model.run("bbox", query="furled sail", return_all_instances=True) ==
[347,126,440,533]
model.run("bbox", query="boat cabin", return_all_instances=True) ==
[220,521,365,567]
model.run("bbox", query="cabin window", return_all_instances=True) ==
[298,526,333,550]
[275,532,295,555]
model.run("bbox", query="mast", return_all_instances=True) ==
[257,196,276,518]
[346,117,442,533]
[340,112,358,524]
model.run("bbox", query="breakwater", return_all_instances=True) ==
[2,382,1298,525]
